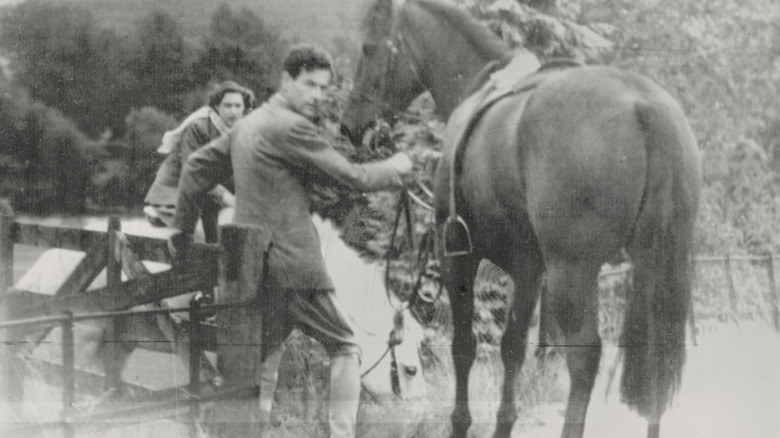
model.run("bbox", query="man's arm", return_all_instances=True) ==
[281,120,412,192]
[179,119,233,207]
[173,134,233,235]
[178,120,211,166]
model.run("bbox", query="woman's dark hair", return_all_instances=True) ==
[207,80,256,112]
[283,44,333,78]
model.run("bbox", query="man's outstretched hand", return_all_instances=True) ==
[168,230,193,259]
[387,152,415,186]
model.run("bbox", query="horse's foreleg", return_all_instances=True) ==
[493,261,544,438]
[443,254,480,438]
[547,263,602,438]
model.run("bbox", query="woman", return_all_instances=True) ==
[144,80,255,243]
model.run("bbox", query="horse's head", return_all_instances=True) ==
[341,0,427,147]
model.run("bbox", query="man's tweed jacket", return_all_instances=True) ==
[174,93,405,291]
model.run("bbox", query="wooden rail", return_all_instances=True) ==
[0,200,273,437]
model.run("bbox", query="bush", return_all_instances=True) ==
[0,85,94,214]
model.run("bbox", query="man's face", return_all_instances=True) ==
[281,68,331,120]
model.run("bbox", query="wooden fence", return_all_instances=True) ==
[1,198,779,436]
[0,200,272,437]
[475,251,780,335]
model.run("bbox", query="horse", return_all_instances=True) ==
[12,212,427,416]
[340,1,702,437]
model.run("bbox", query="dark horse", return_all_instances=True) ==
[341,1,702,437]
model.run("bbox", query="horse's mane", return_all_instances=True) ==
[362,0,508,62]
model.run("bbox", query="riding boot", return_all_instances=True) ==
[257,345,285,424]
[328,352,361,438]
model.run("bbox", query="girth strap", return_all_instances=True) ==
[444,51,543,256]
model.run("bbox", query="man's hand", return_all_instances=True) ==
[221,191,236,208]
[387,152,415,186]
[168,230,193,259]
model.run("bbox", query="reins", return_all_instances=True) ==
[359,175,437,384]
[355,1,439,385]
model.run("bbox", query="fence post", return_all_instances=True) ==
[0,199,23,410]
[0,199,12,299]
[766,253,780,332]
[724,254,739,324]
[62,311,75,438]
[188,295,202,437]
[104,216,124,394]
[213,224,271,437]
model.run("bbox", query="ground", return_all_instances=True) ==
[1,217,778,436]
[516,321,779,437]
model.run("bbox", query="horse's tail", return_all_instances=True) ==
[621,98,700,420]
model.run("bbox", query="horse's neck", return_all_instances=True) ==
[426,57,490,118]
[409,3,507,118]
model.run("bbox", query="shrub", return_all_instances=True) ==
[0,85,94,214]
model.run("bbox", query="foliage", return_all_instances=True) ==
[60,0,365,55]
[0,0,131,137]
[0,84,95,214]
[0,1,285,213]
[572,0,780,253]
[128,10,191,116]
[456,0,613,62]
[191,3,284,106]
[91,107,177,208]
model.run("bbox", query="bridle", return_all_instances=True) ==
[350,0,427,139]
[354,1,442,395]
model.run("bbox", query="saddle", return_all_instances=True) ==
[442,53,583,256]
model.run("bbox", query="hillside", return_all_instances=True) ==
[25,0,368,54]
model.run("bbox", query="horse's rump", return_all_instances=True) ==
[439,65,653,265]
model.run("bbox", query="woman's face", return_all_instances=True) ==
[216,92,245,127]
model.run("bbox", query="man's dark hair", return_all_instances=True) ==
[283,44,333,78]
[207,80,256,112]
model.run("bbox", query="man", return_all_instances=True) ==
[169,44,413,437]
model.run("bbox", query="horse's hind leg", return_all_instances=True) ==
[546,261,602,438]
[493,258,545,438]
[441,253,481,438]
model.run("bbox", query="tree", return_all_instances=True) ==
[191,4,283,105]
[0,83,94,214]
[0,1,131,137]
[129,10,190,115]
[122,107,177,204]
[518,0,557,14]
[576,0,780,252]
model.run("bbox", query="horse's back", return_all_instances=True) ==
[456,65,695,263]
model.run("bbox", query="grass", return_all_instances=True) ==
[1,324,567,438]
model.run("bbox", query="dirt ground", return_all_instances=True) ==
[516,321,779,438]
